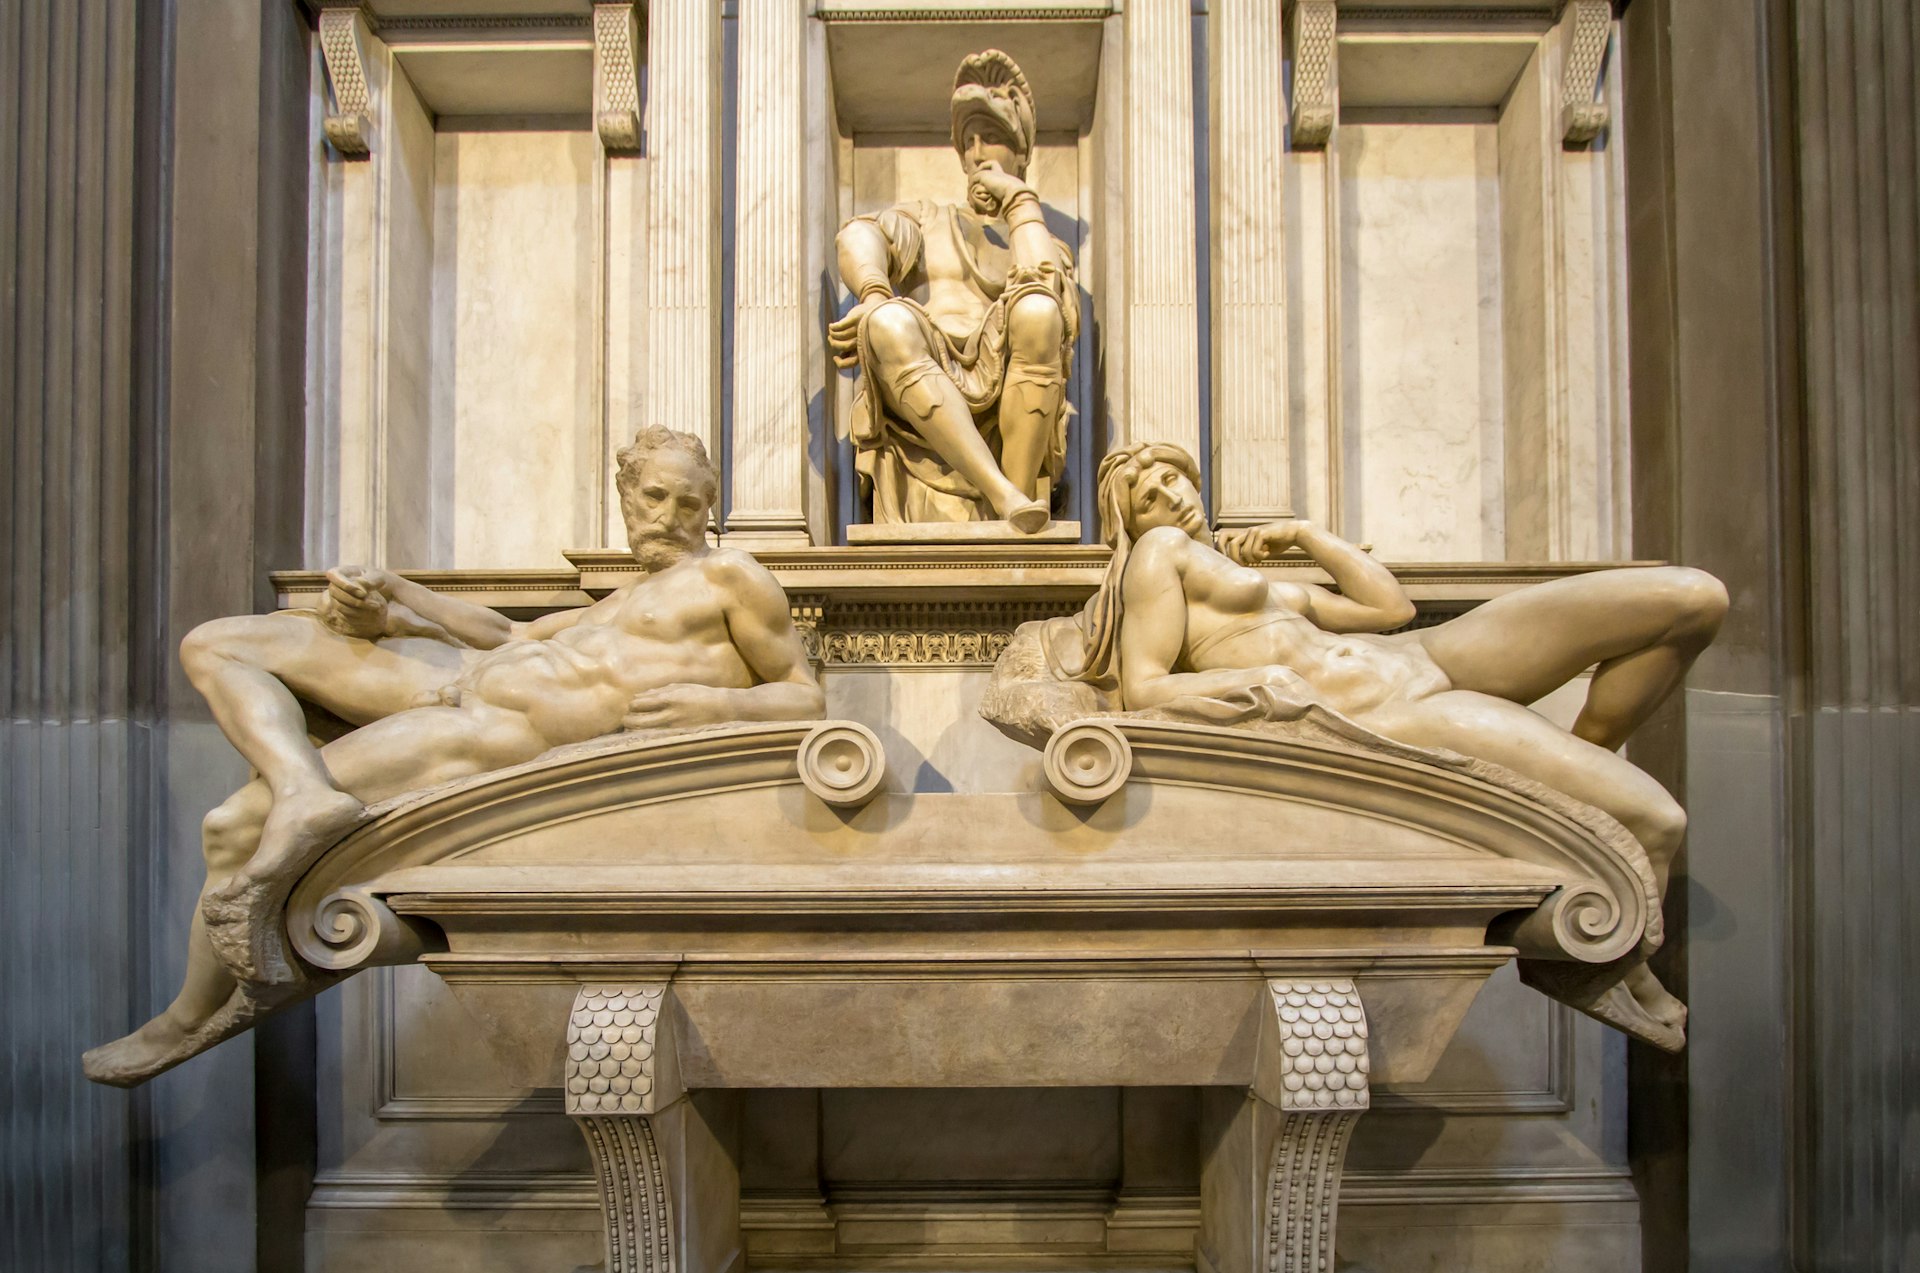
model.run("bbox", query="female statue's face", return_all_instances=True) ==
[1127,464,1208,540]
[959,119,1027,179]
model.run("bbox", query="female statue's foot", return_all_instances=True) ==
[1006,499,1050,534]
[1624,962,1689,1032]
[203,787,366,984]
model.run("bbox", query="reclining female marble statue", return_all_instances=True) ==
[983,441,1727,1046]
[829,49,1077,531]
[85,427,825,1086]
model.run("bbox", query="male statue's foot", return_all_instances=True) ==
[82,988,270,1088]
[203,787,366,985]
[1006,499,1049,535]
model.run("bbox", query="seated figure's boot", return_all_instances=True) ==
[995,365,1065,534]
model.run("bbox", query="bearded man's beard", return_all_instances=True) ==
[628,525,697,571]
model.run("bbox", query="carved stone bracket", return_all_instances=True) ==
[562,983,744,1273]
[317,5,373,157]
[1200,978,1370,1273]
[1560,0,1613,145]
[1286,1,1338,150]
[595,2,644,153]
[568,984,679,1271]
[1260,979,1368,1271]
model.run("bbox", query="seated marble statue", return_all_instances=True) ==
[85,427,824,1086]
[828,49,1077,532]
[996,441,1727,1038]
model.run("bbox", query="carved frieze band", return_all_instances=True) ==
[799,600,1068,666]
[1560,0,1612,145]
[1265,979,1368,1273]
[568,985,675,1272]
[1287,2,1338,150]
[318,6,373,157]
[595,3,644,152]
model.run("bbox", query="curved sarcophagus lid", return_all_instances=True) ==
[284,720,890,972]
[274,711,1673,1067]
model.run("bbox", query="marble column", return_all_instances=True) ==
[1122,0,1202,460]
[1209,0,1292,527]
[727,0,811,545]
[645,0,724,464]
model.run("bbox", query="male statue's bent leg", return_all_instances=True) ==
[865,300,1048,531]
[997,290,1067,496]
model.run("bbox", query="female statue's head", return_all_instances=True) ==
[951,50,1036,181]
[1095,442,1208,548]
[1061,442,1208,693]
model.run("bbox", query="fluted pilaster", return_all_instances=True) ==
[727,0,810,543]
[1123,0,1202,460]
[1,2,144,1265]
[1210,0,1291,526]
[1794,0,1920,1264]
[645,0,724,460]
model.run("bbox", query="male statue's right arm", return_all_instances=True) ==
[325,567,585,650]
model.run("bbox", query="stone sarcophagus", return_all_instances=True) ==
[264,711,1662,1272]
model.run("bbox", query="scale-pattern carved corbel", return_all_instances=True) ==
[1561,0,1613,145]
[568,984,676,1272]
[595,3,644,153]
[1287,1,1338,150]
[318,5,373,157]
[1263,979,1369,1272]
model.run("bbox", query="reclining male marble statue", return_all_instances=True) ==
[982,441,1728,1049]
[829,49,1077,531]
[85,427,825,1087]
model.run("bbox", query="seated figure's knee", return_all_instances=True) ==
[863,299,931,366]
[202,786,268,874]
[1005,292,1064,363]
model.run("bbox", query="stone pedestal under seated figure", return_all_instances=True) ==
[267,698,1657,1270]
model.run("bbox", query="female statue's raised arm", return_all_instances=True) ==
[1221,520,1415,634]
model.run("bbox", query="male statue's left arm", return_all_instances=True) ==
[621,552,825,731]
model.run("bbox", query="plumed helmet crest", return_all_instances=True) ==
[951,49,1037,160]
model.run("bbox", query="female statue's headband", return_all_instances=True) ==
[951,49,1037,159]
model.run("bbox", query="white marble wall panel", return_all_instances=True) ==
[823,666,1042,795]
[601,156,648,546]
[1336,123,1505,562]
[428,130,600,568]
[1553,54,1632,561]
[1288,150,1338,529]
[308,37,440,568]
